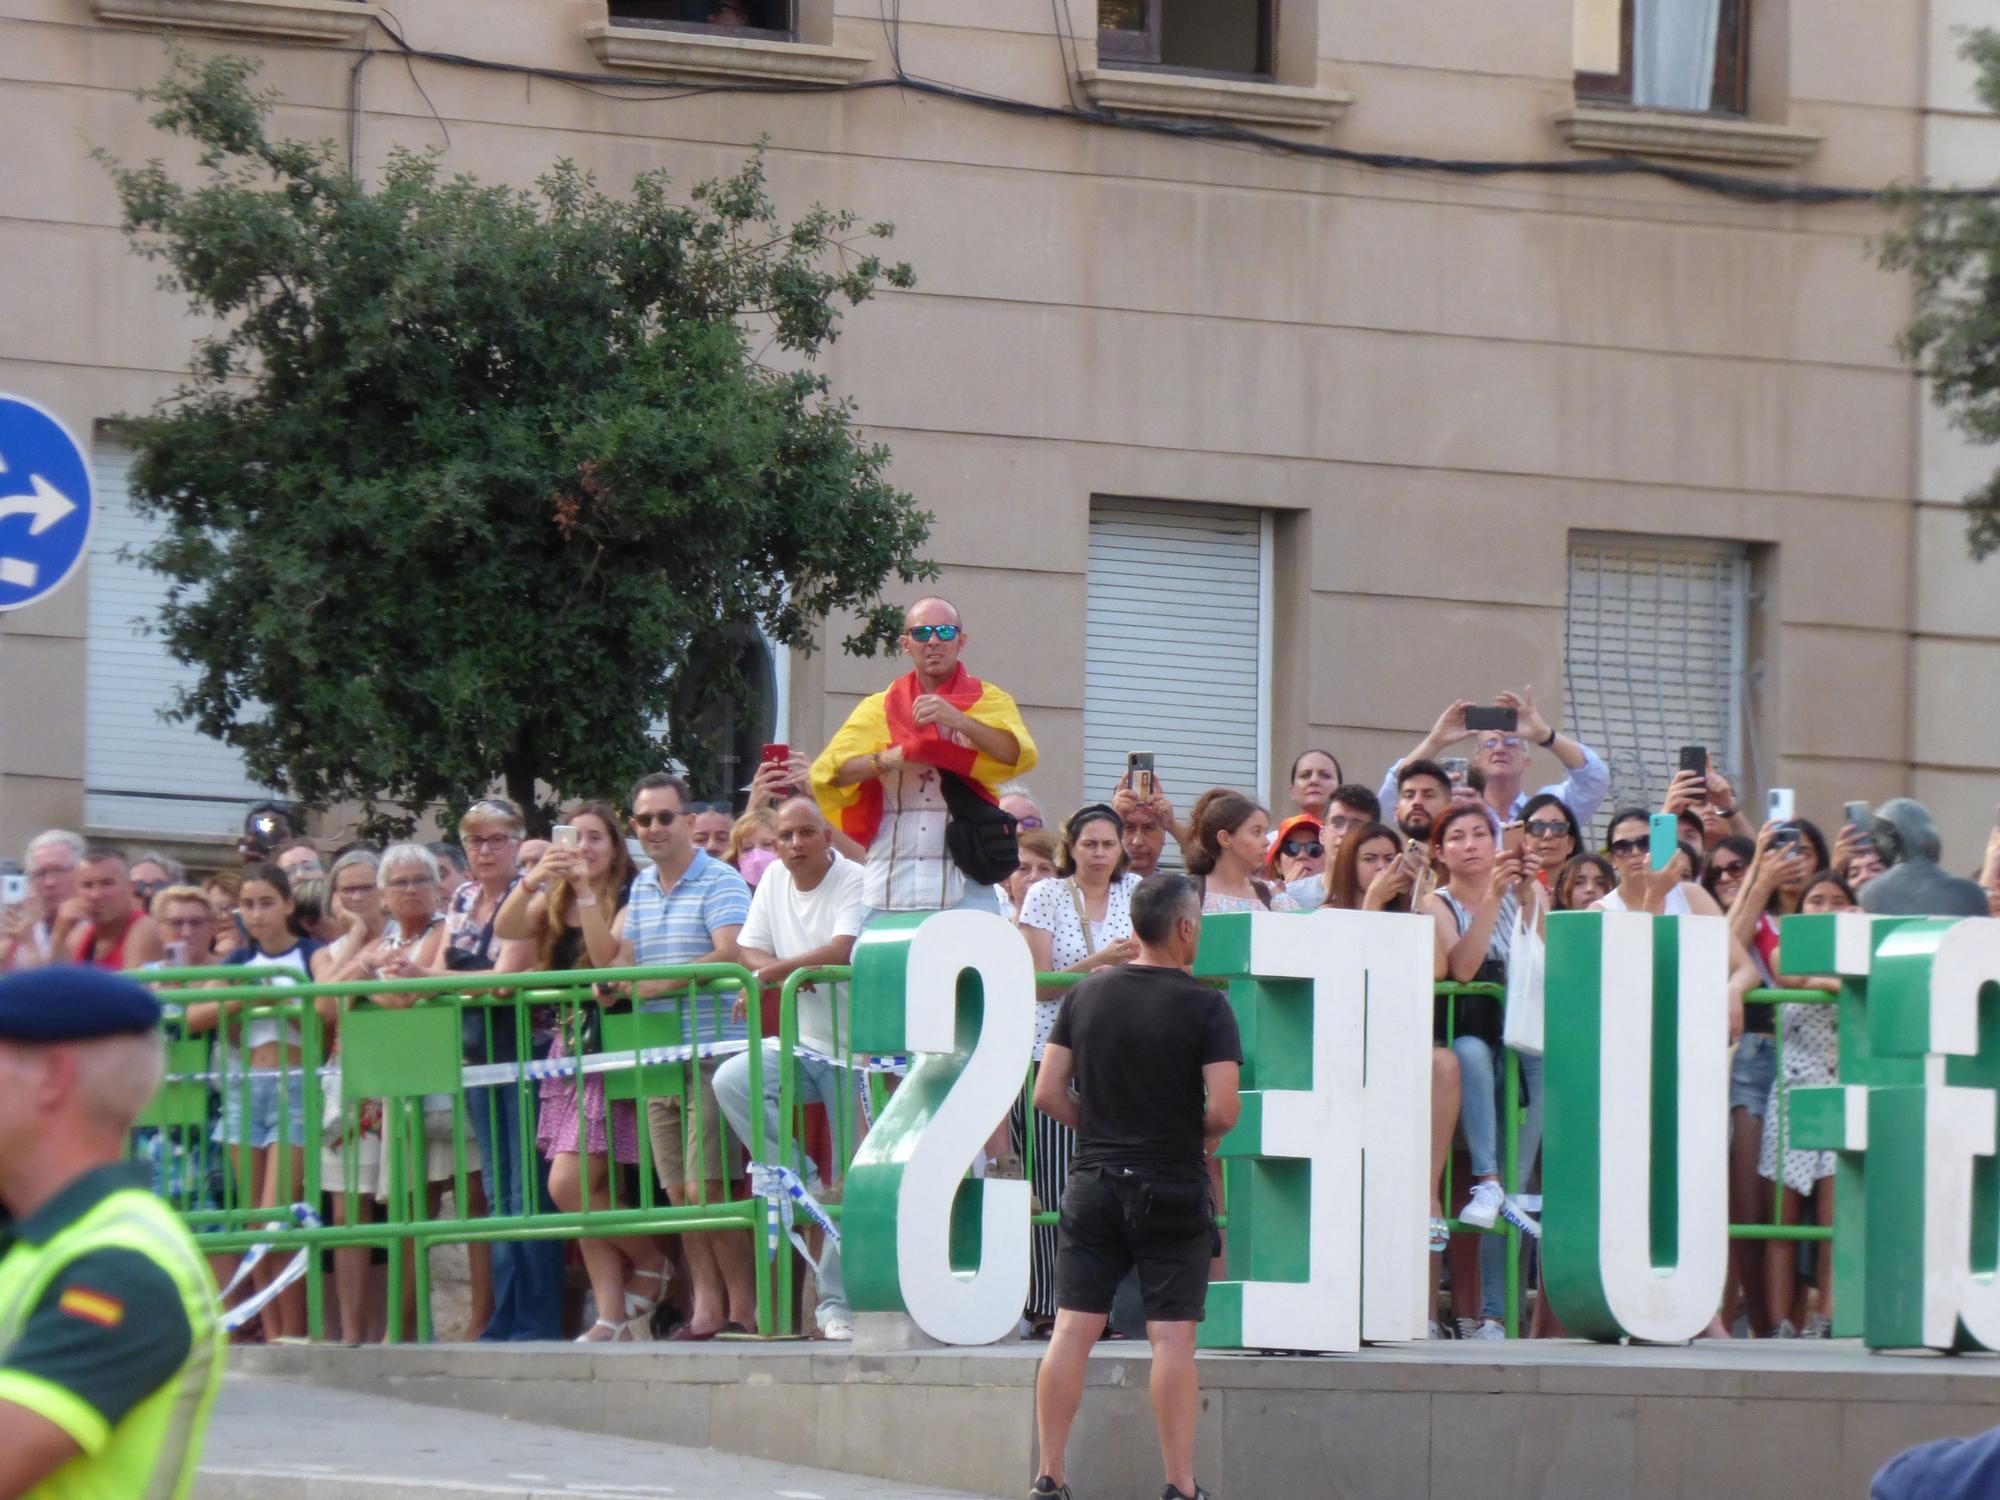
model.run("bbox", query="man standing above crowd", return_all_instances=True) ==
[1029,874,1240,1500]
[1378,688,1609,827]
[812,597,1036,917]
[68,850,163,971]
[712,796,867,1341]
[1,831,85,975]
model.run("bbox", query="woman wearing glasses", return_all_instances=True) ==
[1015,804,1142,1335]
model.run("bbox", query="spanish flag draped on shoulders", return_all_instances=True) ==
[811,664,1036,912]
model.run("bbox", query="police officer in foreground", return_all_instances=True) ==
[0,966,222,1500]
[1028,873,1242,1500]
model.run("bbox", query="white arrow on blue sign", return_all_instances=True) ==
[0,396,94,613]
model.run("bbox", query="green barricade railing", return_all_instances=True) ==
[1738,986,1838,1245]
[134,961,768,1343]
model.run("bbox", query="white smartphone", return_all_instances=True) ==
[0,874,26,907]
[1766,787,1796,824]
[552,824,579,849]
[164,940,191,968]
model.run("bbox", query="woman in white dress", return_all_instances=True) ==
[1014,804,1142,1332]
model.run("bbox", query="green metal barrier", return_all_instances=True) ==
[135,961,769,1343]
[1739,986,1838,1245]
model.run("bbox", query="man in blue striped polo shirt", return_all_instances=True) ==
[612,772,754,1339]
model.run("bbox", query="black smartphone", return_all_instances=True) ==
[1679,746,1708,777]
[1127,752,1154,801]
[1464,706,1519,733]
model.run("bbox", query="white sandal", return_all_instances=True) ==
[624,1260,671,1329]
[575,1318,634,1343]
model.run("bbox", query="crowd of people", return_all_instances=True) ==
[5,592,2000,1350]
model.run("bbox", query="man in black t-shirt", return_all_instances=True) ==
[1027,874,1241,1500]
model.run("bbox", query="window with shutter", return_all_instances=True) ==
[1564,534,1748,837]
[85,446,271,836]
[1084,500,1270,854]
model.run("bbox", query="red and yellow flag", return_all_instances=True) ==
[810,665,1036,847]
[57,1286,125,1328]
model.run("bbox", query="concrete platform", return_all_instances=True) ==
[230,1338,2000,1499]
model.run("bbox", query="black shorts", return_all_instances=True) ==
[1055,1165,1216,1324]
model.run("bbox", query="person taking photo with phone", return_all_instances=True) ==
[1376,687,1610,827]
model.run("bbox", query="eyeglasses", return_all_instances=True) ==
[462,834,516,851]
[335,882,378,897]
[632,811,679,829]
[904,624,961,643]
[1479,736,1525,752]
[1281,839,1325,860]
[1708,860,1746,877]
[1524,820,1570,840]
[1017,816,1043,830]
[159,915,210,931]
[133,880,167,897]
[385,876,435,891]
[1324,813,1363,833]
[1608,836,1651,857]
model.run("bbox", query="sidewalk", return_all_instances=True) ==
[197,1374,995,1500]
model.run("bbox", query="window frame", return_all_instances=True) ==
[608,0,797,45]
[1096,0,1278,83]
[1574,0,1750,118]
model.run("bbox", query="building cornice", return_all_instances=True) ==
[1078,68,1351,130]
[92,0,377,45]
[582,22,871,86]
[1553,104,1822,168]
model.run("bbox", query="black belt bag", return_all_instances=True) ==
[1121,1171,1213,1242]
[939,769,1020,885]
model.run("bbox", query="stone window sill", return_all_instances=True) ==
[1078,67,1350,130]
[583,23,871,85]
[92,0,377,44]
[1553,104,1821,168]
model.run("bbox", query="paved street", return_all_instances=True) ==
[196,1375,991,1500]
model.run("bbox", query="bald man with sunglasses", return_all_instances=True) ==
[811,597,1037,917]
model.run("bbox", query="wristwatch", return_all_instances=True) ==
[1537,727,1558,749]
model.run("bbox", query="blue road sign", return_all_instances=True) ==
[0,395,93,614]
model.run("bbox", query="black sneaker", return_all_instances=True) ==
[1030,1477,1072,1500]
[1163,1486,1211,1500]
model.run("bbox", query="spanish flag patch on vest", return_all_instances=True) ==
[58,1285,125,1327]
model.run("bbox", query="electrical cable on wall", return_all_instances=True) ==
[348,10,1994,210]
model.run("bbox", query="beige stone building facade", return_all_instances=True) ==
[2,0,1998,869]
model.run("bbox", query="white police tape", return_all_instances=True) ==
[217,1202,322,1332]
[749,1162,840,1285]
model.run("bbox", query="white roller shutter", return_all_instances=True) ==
[1564,534,1748,833]
[1084,500,1269,835]
[86,446,270,836]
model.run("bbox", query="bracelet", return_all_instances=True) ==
[576,892,598,908]
[526,879,546,895]
[1538,727,1558,749]
[1714,805,1738,818]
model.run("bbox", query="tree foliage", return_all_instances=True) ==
[1883,26,2000,559]
[99,53,932,833]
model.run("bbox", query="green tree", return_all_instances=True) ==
[99,53,931,834]
[1884,27,2000,559]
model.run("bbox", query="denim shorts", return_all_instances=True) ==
[217,1070,309,1150]
[1731,1032,1777,1116]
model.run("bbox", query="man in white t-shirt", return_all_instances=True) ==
[711,797,867,1339]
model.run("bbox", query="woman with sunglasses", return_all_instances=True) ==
[1517,794,1580,886]
[1265,813,1328,909]
[1015,804,1143,1334]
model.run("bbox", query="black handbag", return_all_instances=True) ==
[939,769,1021,885]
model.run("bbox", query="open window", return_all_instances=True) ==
[1573,0,1748,115]
[609,0,794,42]
[1097,0,1275,79]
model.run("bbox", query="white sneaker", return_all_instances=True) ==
[1766,1319,1798,1339]
[1461,1180,1505,1229]
[821,1314,854,1341]
[1428,1320,1445,1340]
[1454,1317,1481,1340]
[1472,1318,1507,1340]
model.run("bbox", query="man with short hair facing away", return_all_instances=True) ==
[812,596,1037,917]
[610,773,759,1339]
[1,831,86,975]
[0,966,224,1500]
[711,796,868,1340]
[1029,874,1241,1500]
[1378,687,1610,828]
[68,851,163,972]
